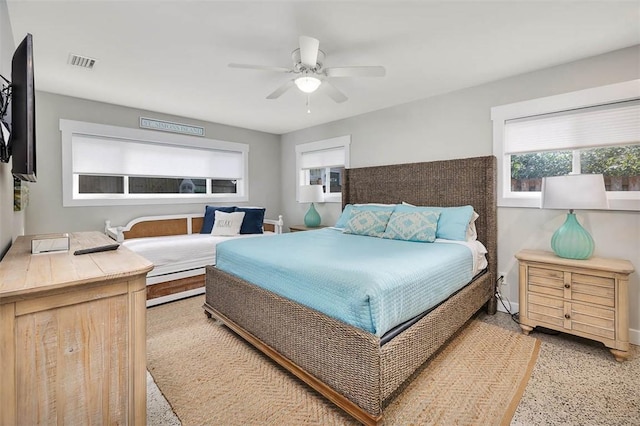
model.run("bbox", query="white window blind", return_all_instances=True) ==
[72,134,244,179]
[295,135,350,203]
[299,146,346,169]
[504,100,640,154]
[60,119,250,206]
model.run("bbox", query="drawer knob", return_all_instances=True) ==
[564,284,571,289]
[565,314,571,319]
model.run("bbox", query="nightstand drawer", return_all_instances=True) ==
[528,266,564,298]
[530,266,564,281]
[571,274,614,307]
[528,293,564,327]
[527,267,615,307]
[570,302,615,339]
[527,293,615,338]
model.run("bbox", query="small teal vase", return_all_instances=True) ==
[304,203,321,227]
[551,212,594,260]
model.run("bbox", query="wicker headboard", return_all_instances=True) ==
[343,155,497,284]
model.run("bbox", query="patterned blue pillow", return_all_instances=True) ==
[343,208,393,237]
[382,210,440,242]
[396,204,474,241]
[334,204,396,228]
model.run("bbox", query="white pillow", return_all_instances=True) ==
[211,211,245,236]
[467,211,479,241]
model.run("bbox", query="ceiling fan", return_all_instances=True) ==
[229,36,385,103]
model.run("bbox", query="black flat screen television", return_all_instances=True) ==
[10,34,36,182]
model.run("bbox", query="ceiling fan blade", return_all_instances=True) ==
[266,80,295,99]
[322,81,348,103]
[229,63,291,73]
[324,66,386,77]
[299,36,320,68]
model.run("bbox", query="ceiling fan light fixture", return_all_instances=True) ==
[294,75,321,93]
[230,35,383,103]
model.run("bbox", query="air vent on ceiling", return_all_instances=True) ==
[68,53,97,69]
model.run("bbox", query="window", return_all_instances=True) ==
[60,119,249,206]
[295,135,350,203]
[491,80,640,210]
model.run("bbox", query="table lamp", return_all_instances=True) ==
[541,174,609,260]
[298,184,324,227]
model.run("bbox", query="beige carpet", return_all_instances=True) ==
[147,296,540,425]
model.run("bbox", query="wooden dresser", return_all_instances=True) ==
[0,231,153,425]
[516,249,634,361]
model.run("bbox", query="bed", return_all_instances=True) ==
[105,212,284,306]
[203,156,497,425]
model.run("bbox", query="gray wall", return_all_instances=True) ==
[27,91,281,235]
[281,45,640,342]
[0,0,15,257]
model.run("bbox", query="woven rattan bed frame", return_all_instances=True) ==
[203,156,497,425]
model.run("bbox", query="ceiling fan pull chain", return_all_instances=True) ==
[306,95,311,114]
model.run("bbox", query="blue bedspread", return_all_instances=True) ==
[215,228,473,337]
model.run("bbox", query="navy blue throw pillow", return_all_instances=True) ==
[200,205,236,234]
[235,207,266,234]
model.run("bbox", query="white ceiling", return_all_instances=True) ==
[6,1,640,135]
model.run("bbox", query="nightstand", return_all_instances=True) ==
[289,224,328,232]
[516,249,634,361]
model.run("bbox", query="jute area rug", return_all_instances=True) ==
[147,295,540,425]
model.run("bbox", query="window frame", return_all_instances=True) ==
[60,119,249,207]
[491,79,640,211]
[295,135,351,203]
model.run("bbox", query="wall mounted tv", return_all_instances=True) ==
[0,33,36,182]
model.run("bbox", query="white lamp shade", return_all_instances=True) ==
[294,76,322,93]
[541,174,609,210]
[298,184,324,203]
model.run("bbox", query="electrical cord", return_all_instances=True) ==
[496,275,560,335]
[495,274,520,324]
[496,289,521,325]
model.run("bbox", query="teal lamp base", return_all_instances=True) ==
[304,203,321,227]
[551,211,595,260]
